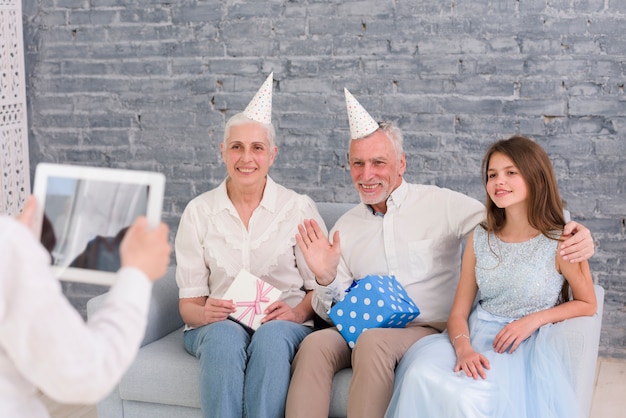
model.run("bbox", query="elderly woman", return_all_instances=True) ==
[175,75,326,418]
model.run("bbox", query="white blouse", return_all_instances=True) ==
[175,176,326,327]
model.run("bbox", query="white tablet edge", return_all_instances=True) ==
[32,162,166,286]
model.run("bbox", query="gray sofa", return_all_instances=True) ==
[87,202,605,418]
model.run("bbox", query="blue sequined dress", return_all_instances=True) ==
[385,225,582,418]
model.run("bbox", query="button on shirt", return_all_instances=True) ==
[175,176,326,329]
[312,180,485,324]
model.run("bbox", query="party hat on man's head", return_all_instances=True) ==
[243,73,273,124]
[344,88,379,140]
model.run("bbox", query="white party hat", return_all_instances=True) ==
[344,88,379,139]
[243,73,273,124]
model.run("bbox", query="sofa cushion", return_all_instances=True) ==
[118,325,353,415]
[316,202,356,230]
[123,400,202,418]
[119,327,201,408]
[329,369,352,418]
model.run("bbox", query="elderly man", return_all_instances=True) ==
[285,89,595,418]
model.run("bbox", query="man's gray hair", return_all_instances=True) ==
[347,121,404,162]
[223,112,276,148]
[377,121,404,159]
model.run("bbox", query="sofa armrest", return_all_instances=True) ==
[86,265,184,347]
[562,284,604,417]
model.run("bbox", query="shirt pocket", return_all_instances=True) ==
[407,239,434,283]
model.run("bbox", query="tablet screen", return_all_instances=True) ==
[33,163,165,285]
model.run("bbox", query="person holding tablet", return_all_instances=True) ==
[0,196,171,418]
[174,74,326,418]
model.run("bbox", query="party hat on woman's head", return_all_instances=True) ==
[243,73,273,124]
[344,88,379,140]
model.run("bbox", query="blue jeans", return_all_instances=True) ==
[184,319,312,418]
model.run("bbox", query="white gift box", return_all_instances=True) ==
[222,270,282,330]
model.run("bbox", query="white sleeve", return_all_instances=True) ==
[0,219,152,404]
[174,200,211,298]
[311,277,347,322]
[446,189,485,238]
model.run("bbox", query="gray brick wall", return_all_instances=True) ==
[21,0,625,358]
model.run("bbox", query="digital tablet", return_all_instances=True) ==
[32,163,165,286]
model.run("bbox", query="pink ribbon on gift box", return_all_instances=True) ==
[235,279,274,328]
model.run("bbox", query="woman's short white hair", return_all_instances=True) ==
[223,112,276,148]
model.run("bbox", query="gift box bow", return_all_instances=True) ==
[329,275,420,348]
[223,270,282,331]
[235,279,275,328]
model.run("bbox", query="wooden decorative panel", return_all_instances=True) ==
[0,0,29,216]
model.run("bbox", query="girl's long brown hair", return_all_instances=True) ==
[481,135,569,302]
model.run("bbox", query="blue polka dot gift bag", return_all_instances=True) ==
[328,275,420,348]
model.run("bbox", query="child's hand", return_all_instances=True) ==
[454,347,490,380]
[120,217,171,281]
[493,314,542,353]
[16,196,37,230]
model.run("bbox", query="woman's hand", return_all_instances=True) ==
[202,298,236,324]
[454,346,490,380]
[261,301,302,324]
[492,314,542,354]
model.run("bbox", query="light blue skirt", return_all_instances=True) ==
[385,305,582,418]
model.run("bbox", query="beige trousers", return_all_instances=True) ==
[285,322,445,418]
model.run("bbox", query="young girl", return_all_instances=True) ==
[385,136,597,418]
